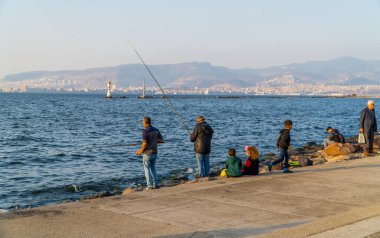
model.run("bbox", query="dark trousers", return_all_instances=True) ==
[272,147,290,169]
[364,130,375,153]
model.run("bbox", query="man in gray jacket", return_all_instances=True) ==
[360,100,377,155]
[190,116,214,177]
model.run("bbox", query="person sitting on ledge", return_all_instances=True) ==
[324,127,345,149]
[225,148,242,177]
[241,145,260,175]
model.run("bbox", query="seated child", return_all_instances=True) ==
[226,148,243,177]
[241,145,260,175]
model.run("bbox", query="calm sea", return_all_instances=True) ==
[0,93,377,210]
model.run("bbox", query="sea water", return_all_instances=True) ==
[0,93,376,210]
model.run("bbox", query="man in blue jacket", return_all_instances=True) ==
[360,100,377,155]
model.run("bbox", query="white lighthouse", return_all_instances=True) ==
[106,81,112,98]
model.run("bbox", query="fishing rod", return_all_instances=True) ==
[128,41,191,136]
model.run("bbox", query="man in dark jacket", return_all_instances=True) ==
[190,116,214,177]
[360,100,377,155]
[324,127,345,149]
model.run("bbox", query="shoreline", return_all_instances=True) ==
[0,160,227,212]
[1,91,380,98]
[4,133,377,212]
[2,154,380,237]
[77,135,379,203]
[2,134,375,212]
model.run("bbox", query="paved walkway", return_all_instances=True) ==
[2,156,380,238]
[309,216,380,238]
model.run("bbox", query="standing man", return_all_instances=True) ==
[136,117,164,190]
[360,100,377,155]
[190,116,214,177]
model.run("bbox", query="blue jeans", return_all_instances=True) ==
[143,153,158,188]
[272,147,290,170]
[195,153,210,177]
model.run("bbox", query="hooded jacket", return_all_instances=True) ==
[190,122,214,154]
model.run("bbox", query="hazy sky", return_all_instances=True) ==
[1,0,380,78]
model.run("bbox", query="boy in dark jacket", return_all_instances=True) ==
[268,120,293,173]
[225,148,242,177]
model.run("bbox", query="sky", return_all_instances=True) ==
[1,0,380,78]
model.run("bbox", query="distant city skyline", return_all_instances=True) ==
[1,0,380,79]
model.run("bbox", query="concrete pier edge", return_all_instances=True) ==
[2,155,380,238]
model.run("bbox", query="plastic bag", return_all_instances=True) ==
[220,169,227,178]
[358,133,366,144]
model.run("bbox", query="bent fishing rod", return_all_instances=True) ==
[128,41,191,136]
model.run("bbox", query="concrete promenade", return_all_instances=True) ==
[2,156,380,238]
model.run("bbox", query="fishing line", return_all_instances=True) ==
[128,41,191,136]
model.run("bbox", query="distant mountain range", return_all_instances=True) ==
[2,57,380,89]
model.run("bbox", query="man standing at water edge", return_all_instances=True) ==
[360,100,377,156]
[136,117,164,190]
[190,116,214,177]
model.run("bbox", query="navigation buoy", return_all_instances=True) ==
[106,81,112,98]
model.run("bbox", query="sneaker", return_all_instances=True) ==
[283,170,293,173]
[268,163,272,172]
[144,187,153,191]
